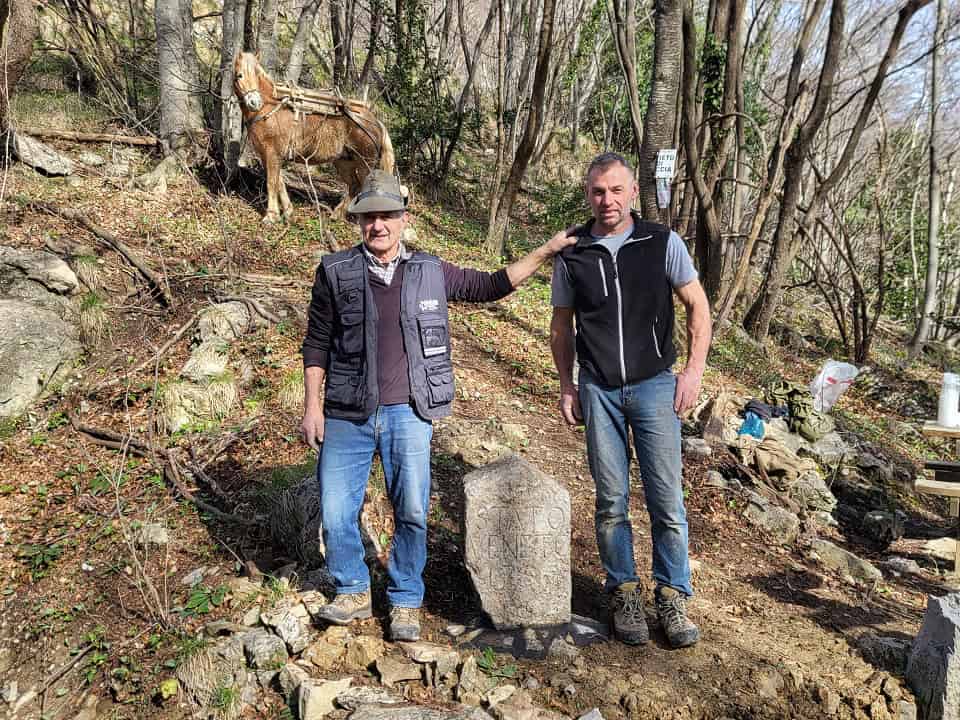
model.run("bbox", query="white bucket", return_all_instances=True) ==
[938,372,960,428]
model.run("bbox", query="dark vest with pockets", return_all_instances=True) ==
[321,245,454,421]
[558,211,676,387]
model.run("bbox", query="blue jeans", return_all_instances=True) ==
[317,403,433,608]
[579,369,693,596]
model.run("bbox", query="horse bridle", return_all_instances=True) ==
[242,95,291,130]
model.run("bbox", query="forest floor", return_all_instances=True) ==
[0,90,959,720]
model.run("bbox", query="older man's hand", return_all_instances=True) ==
[674,368,703,415]
[545,227,578,256]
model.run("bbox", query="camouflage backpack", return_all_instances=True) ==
[765,380,834,442]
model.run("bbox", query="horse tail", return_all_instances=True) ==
[378,120,396,174]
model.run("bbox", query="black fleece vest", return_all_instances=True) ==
[320,246,454,421]
[558,212,676,386]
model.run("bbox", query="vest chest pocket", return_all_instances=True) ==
[426,367,454,407]
[417,315,448,358]
[338,311,364,356]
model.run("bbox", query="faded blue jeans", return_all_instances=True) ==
[317,403,433,608]
[579,369,693,596]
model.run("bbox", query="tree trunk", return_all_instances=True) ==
[357,0,383,90]
[0,0,38,133]
[216,0,246,181]
[638,0,682,221]
[608,0,645,161]
[285,0,322,84]
[484,0,557,256]
[256,0,279,76]
[909,0,945,357]
[155,0,204,153]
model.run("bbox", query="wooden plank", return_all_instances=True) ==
[922,420,960,439]
[915,478,960,498]
[935,471,960,484]
[925,460,960,472]
[951,497,959,517]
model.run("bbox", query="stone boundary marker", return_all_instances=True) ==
[463,454,571,629]
[906,592,960,720]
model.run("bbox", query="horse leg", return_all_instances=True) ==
[263,151,282,224]
[279,175,293,221]
[333,159,362,220]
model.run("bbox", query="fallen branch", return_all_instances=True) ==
[31,129,158,146]
[217,294,282,324]
[24,198,173,306]
[39,645,93,695]
[165,453,256,526]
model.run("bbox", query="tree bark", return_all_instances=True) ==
[638,0,683,221]
[484,0,557,256]
[216,0,246,181]
[256,0,279,76]
[155,0,204,153]
[909,0,945,357]
[286,0,322,84]
[608,0,645,161]
[0,0,38,133]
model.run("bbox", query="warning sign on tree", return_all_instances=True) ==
[655,149,677,179]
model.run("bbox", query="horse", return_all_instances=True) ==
[233,52,395,223]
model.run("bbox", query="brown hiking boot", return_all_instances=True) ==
[315,591,372,625]
[655,586,699,648]
[610,582,649,645]
[388,607,421,642]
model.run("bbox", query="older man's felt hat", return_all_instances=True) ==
[347,170,409,215]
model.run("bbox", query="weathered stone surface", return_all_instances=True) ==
[376,656,422,687]
[862,511,905,548]
[0,246,79,295]
[335,685,402,710]
[682,437,712,458]
[458,656,494,705]
[857,634,912,674]
[350,707,493,720]
[135,522,169,547]
[743,494,800,545]
[576,711,604,720]
[488,688,569,720]
[809,539,881,586]
[277,662,310,701]
[463,455,571,628]
[0,299,81,419]
[800,431,854,466]
[262,608,311,654]
[906,593,960,720]
[197,301,254,342]
[299,677,351,720]
[11,132,76,175]
[242,629,289,669]
[344,635,384,670]
[400,641,460,678]
[883,557,923,577]
[485,684,517,707]
[787,470,837,513]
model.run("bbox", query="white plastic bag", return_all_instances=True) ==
[809,359,859,412]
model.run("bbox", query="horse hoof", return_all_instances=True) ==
[262,214,279,225]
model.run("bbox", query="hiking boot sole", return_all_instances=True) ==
[613,627,649,646]
[316,606,372,625]
[390,625,421,642]
[666,627,700,648]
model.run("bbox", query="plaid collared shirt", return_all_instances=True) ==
[361,241,411,286]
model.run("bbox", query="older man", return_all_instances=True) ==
[302,170,574,641]
[549,153,712,648]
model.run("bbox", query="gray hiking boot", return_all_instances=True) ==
[315,591,372,625]
[388,607,421,642]
[655,586,699,648]
[610,582,649,645]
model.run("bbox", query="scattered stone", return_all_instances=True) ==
[921,537,956,562]
[787,470,837,513]
[277,663,309,702]
[78,151,106,166]
[906,593,960,720]
[243,629,289,669]
[304,638,345,671]
[11,131,76,175]
[704,471,727,488]
[487,688,568,720]
[181,567,206,586]
[0,298,81,419]
[446,624,467,638]
[376,655,422,687]
[857,634,912,674]
[400,641,460,678]
[135,522,170,547]
[133,154,181,193]
[262,608,311,654]
[883,557,923,577]
[815,682,842,716]
[898,700,917,720]
[299,677,351,720]
[351,707,491,720]
[197,301,255,342]
[335,685,403,710]
[576,711,604,720]
[869,698,892,720]
[484,684,516,707]
[2,680,17,704]
[801,431,854,466]
[226,576,261,601]
[500,422,528,447]
[177,635,249,718]
[743,494,800,545]
[682,438,712,458]
[522,677,540,691]
[0,246,79,295]
[811,510,839,528]
[463,455,571,628]
[754,667,784,698]
[546,637,579,663]
[458,656,493,705]
[809,539,882,586]
[344,635,384,670]
[242,606,261,626]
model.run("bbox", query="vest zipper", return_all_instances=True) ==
[612,261,627,385]
[597,258,608,297]
[652,318,662,358]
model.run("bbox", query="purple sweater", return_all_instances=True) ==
[302,256,513,405]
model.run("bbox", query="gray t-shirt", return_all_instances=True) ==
[550,224,697,307]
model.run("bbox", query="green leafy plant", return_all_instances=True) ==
[18,543,62,580]
[476,647,517,679]
[183,584,228,615]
